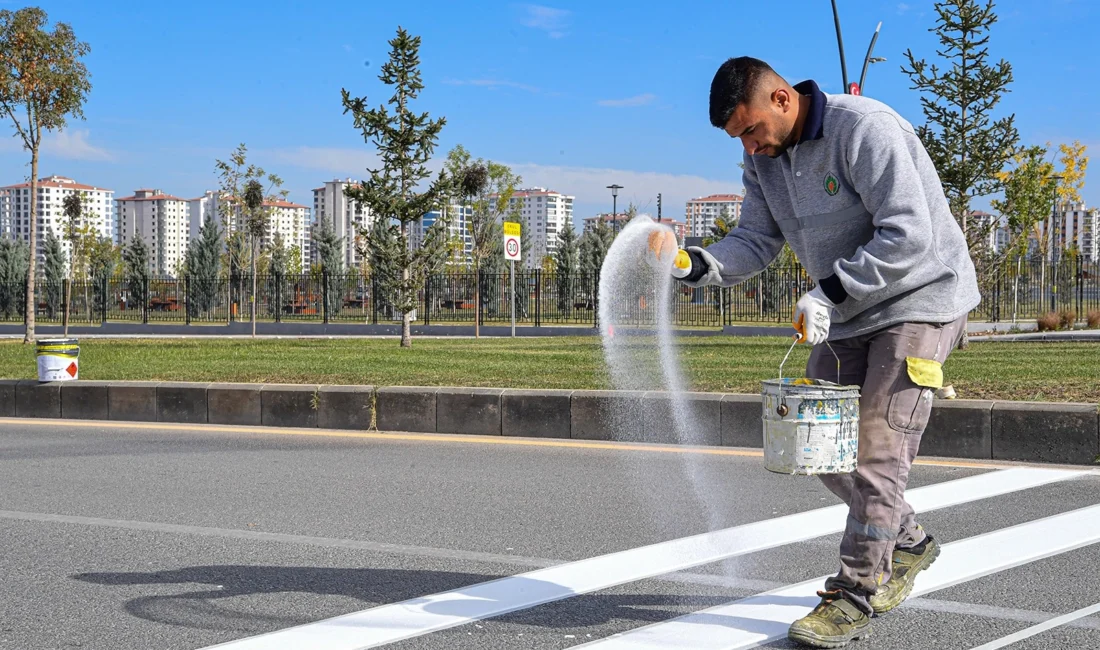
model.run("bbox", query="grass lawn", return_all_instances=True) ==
[0,337,1097,403]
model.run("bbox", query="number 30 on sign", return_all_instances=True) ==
[503,222,522,261]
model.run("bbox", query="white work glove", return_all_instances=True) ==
[793,286,834,345]
[645,230,692,279]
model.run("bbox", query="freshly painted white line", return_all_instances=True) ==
[576,502,1100,649]
[968,601,1100,650]
[201,467,1086,650]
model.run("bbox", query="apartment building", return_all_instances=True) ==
[312,178,373,269]
[0,175,114,261]
[188,190,222,242]
[412,201,473,265]
[265,199,311,271]
[1028,202,1100,262]
[581,213,686,241]
[686,193,743,238]
[116,189,192,276]
[498,188,574,269]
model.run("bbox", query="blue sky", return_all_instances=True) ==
[1,0,1097,227]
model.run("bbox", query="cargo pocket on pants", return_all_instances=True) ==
[886,357,943,434]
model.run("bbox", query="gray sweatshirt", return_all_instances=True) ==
[686,80,980,339]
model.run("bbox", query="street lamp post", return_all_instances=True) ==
[830,0,850,91]
[607,184,623,234]
[857,22,886,95]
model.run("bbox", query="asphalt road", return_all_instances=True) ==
[1,420,1099,650]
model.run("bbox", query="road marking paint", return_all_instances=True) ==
[905,597,1100,632]
[0,417,1044,469]
[198,467,1086,650]
[969,600,1100,650]
[576,502,1100,649]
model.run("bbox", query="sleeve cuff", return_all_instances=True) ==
[682,250,709,283]
[818,274,849,305]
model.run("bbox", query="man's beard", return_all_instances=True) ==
[766,124,800,158]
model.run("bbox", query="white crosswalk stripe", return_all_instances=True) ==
[200,467,1086,650]
[575,502,1100,649]
[968,601,1100,650]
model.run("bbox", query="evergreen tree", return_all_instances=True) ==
[901,0,1019,248]
[579,218,614,281]
[363,216,401,319]
[87,236,116,318]
[42,230,65,318]
[0,238,29,318]
[554,220,580,316]
[342,27,449,348]
[187,214,221,318]
[123,236,150,311]
[312,215,345,316]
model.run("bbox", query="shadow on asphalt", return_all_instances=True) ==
[72,564,750,633]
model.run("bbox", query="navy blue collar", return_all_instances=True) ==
[793,79,826,143]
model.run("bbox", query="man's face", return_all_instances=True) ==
[722,90,796,159]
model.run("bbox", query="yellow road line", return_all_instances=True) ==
[0,417,1021,469]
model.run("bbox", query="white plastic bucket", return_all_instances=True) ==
[36,338,79,382]
[760,339,860,475]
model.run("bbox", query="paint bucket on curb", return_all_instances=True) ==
[36,338,79,382]
[760,337,860,475]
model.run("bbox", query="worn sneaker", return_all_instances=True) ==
[788,590,872,648]
[870,535,941,614]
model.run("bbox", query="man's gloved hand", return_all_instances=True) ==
[646,230,692,279]
[793,286,834,345]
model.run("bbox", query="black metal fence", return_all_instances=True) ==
[3,257,1098,328]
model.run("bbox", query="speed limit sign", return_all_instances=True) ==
[503,222,521,261]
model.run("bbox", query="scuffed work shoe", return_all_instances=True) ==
[788,590,872,648]
[870,535,941,614]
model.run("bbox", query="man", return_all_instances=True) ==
[648,57,980,647]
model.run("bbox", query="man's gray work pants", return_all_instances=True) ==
[805,315,968,615]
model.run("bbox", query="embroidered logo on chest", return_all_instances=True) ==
[824,173,840,196]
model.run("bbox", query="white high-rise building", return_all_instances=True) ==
[412,201,473,265]
[265,199,311,272]
[498,188,574,269]
[0,175,114,262]
[116,189,192,276]
[188,190,222,242]
[1032,202,1100,261]
[686,193,743,238]
[312,178,373,269]
[969,210,1012,254]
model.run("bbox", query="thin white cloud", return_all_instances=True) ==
[263,146,381,176]
[597,93,657,108]
[897,2,910,13]
[0,129,115,161]
[46,129,114,161]
[443,78,542,94]
[518,4,570,38]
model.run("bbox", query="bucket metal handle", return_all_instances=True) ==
[776,335,841,416]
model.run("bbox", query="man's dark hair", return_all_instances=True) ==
[709,56,776,129]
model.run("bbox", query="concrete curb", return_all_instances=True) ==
[1,380,1097,466]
